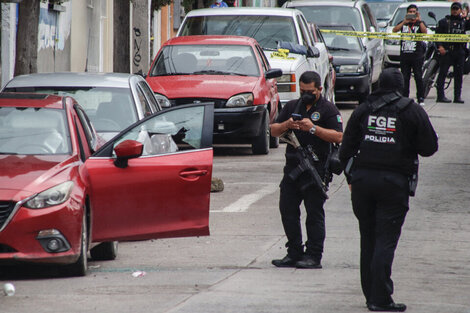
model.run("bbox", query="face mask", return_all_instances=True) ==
[301,92,317,104]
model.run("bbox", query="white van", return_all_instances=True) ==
[177,7,334,106]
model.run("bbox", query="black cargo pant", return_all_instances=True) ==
[350,168,409,306]
[400,56,424,100]
[436,48,465,99]
[279,166,327,261]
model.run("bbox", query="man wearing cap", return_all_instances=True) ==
[339,68,438,312]
[435,1,470,103]
[393,4,427,106]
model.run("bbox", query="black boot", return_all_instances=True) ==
[295,255,322,269]
[367,302,407,312]
[272,254,301,268]
[454,92,464,103]
[454,97,465,103]
[436,96,452,103]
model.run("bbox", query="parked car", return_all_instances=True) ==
[176,8,335,105]
[308,22,337,103]
[283,0,385,85]
[2,73,161,142]
[0,93,213,276]
[320,25,373,102]
[383,1,451,67]
[146,35,282,155]
[366,0,405,31]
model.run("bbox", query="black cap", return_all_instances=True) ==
[451,2,462,10]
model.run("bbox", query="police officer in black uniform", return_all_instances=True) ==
[270,71,343,269]
[339,68,438,312]
[435,2,470,103]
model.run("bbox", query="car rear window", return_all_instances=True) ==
[390,6,450,27]
[179,15,298,50]
[293,6,364,32]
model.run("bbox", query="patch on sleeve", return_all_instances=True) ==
[337,115,343,123]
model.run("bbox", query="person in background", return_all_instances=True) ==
[435,1,470,103]
[392,4,427,106]
[463,2,469,17]
[210,0,228,8]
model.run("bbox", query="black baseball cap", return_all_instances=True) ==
[451,2,462,10]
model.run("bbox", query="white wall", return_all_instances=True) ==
[1,4,17,87]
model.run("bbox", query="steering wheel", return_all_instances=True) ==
[95,118,121,131]
[16,144,53,154]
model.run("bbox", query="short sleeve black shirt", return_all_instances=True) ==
[398,20,426,58]
[276,96,343,166]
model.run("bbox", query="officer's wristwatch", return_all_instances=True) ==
[309,125,317,135]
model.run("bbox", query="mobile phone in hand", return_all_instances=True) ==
[291,113,302,121]
[405,13,416,20]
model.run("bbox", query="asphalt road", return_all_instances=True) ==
[1,79,470,313]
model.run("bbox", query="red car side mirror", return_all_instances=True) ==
[114,140,144,168]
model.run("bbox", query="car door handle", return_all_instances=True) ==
[180,169,208,178]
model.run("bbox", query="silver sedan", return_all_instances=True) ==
[2,72,161,141]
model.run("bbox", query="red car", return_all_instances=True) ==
[146,35,282,155]
[0,93,213,276]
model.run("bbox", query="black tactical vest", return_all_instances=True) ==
[355,92,414,174]
[447,17,467,49]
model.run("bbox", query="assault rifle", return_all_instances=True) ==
[280,131,329,199]
[409,158,419,197]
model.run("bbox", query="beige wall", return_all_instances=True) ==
[104,1,113,72]
[71,0,113,73]
[70,1,87,72]
[160,4,177,45]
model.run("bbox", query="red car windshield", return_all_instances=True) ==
[150,44,260,77]
[0,107,71,155]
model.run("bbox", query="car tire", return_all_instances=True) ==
[269,108,279,149]
[62,214,88,277]
[423,59,438,99]
[269,133,279,148]
[90,241,118,261]
[252,111,269,155]
[325,80,335,104]
[359,74,372,103]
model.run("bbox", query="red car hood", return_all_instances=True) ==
[0,155,76,200]
[147,75,258,99]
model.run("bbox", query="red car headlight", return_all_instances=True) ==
[226,93,254,107]
[24,181,74,209]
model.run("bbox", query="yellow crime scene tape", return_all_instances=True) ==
[320,29,470,43]
[270,48,296,60]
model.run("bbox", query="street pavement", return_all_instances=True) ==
[164,78,470,313]
[1,77,469,313]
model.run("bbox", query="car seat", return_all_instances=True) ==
[173,53,198,74]
[95,101,127,131]
[240,56,259,76]
[226,57,243,72]
[331,36,349,49]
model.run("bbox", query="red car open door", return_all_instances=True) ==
[85,103,213,242]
